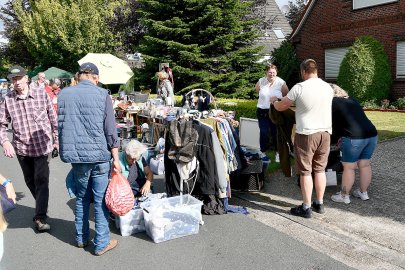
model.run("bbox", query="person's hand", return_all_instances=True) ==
[140,180,151,196]
[270,96,277,104]
[5,182,16,203]
[53,143,59,150]
[112,160,121,173]
[3,141,15,158]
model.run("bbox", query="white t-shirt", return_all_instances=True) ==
[287,78,333,135]
[257,76,286,109]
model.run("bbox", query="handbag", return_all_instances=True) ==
[150,155,165,175]
[0,185,16,214]
[105,171,135,216]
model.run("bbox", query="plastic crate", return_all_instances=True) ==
[142,195,203,243]
[115,207,145,236]
[115,193,167,236]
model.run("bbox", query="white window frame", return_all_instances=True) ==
[325,47,350,80]
[397,41,405,79]
[353,0,397,10]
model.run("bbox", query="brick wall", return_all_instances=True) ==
[292,0,405,99]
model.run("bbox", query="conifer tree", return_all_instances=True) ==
[135,0,264,98]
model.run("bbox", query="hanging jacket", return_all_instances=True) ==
[269,106,295,177]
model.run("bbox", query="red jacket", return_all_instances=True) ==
[45,86,60,113]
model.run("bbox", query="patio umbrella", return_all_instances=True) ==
[78,53,134,85]
[31,67,74,80]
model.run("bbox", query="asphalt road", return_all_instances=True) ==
[0,145,350,270]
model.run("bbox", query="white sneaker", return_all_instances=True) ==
[353,189,370,201]
[331,192,351,204]
[275,152,280,163]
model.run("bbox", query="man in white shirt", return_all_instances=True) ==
[270,59,333,218]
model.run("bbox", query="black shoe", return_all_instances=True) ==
[290,204,312,218]
[34,219,50,232]
[311,201,325,214]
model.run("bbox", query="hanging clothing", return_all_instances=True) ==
[269,106,295,177]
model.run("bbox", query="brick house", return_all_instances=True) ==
[290,0,405,99]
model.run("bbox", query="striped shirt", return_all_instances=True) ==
[0,85,58,157]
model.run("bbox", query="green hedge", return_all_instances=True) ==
[216,98,257,119]
[337,36,392,103]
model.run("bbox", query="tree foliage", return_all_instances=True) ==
[109,0,144,53]
[12,0,124,71]
[337,36,392,103]
[286,0,307,29]
[134,0,264,98]
[270,40,300,88]
[0,0,36,69]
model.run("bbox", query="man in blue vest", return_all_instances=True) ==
[58,62,121,256]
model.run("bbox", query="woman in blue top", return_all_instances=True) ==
[119,140,153,197]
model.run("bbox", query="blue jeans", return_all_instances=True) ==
[72,162,111,253]
[257,108,277,152]
[341,136,378,163]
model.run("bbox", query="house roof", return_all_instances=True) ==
[255,0,293,54]
[290,0,316,39]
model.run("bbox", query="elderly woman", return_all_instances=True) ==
[157,71,175,106]
[119,140,153,197]
[330,84,378,204]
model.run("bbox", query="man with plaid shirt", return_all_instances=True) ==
[0,65,58,232]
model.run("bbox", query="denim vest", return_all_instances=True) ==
[58,80,111,163]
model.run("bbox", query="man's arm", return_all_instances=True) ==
[104,94,121,172]
[0,99,15,158]
[270,96,294,112]
[281,83,289,96]
[255,81,260,93]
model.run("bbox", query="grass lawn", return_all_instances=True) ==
[365,111,405,141]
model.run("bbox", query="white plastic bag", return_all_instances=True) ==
[326,169,337,186]
[150,155,165,175]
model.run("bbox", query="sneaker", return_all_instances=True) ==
[290,204,312,218]
[353,189,370,201]
[95,239,118,256]
[331,192,351,204]
[275,152,280,163]
[77,241,89,248]
[34,219,50,232]
[311,201,325,214]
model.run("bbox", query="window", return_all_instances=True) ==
[325,47,350,80]
[353,0,397,10]
[273,29,285,40]
[397,42,405,79]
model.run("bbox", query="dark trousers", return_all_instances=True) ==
[17,155,50,221]
[257,108,277,152]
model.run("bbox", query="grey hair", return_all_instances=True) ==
[124,140,147,160]
[330,83,349,97]
[78,73,98,82]
[50,78,61,85]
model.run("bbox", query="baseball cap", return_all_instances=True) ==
[78,62,99,75]
[7,65,27,80]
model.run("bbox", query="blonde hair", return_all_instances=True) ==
[330,84,349,97]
